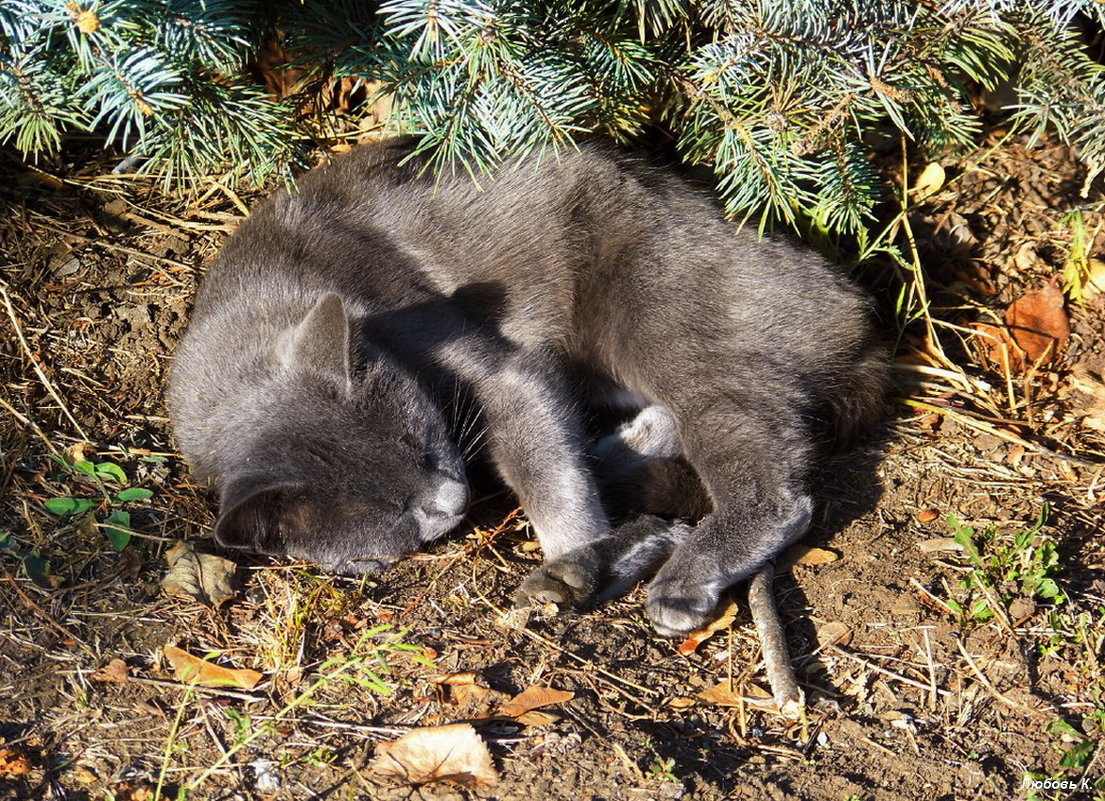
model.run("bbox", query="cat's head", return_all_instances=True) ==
[212,293,469,573]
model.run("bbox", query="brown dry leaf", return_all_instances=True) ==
[917,537,963,553]
[514,710,560,727]
[779,544,840,570]
[969,321,1021,372]
[370,723,498,790]
[816,621,854,648]
[431,673,495,709]
[0,746,31,776]
[163,646,262,690]
[90,658,129,684]
[71,764,99,784]
[1004,285,1070,365]
[677,599,739,654]
[497,686,574,719]
[697,681,741,706]
[109,780,155,801]
[667,696,696,710]
[699,681,775,709]
[161,541,236,607]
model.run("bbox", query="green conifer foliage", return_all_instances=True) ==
[3,1,1104,233]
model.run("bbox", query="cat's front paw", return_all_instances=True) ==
[645,571,722,637]
[514,551,598,609]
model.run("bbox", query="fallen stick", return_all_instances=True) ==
[748,564,804,718]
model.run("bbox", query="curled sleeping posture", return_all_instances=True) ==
[168,138,887,636]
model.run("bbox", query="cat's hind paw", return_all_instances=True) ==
[514,552,598,609]
[645,573,721,637]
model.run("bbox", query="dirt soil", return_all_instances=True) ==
[1,133,1103,801]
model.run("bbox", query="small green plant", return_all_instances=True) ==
[323,623,435,695]
[944,506,1064,625]
[222,707,256,750]
[1047,719,1096,769]
[644,754,678,783]
[43,454,154,551]
[174,625,426,799]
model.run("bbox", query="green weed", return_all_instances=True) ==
[43,453,154,552]
[644,754,678,783]
[944,506,1064,625]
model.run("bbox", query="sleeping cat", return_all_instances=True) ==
[168,137,886,636]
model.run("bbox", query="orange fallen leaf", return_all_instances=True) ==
[779,545,840,570]
[0,746,31,776]
[496,685,574,719]
[370,723,498,790]
[71,764,99,784]
[108,780,155,801]
[915,509,939,524]
[163,646,262,690]
[677,600,739,654]
[698,681,773,709]
[969,321,1020,372]
[1004,285,1069,365]
[91,658,130,684]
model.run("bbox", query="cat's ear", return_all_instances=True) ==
[214,485,306,556]
[277,292,350,388]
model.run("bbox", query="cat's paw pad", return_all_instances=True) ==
[645,576,718,637]
[514,557,597,609]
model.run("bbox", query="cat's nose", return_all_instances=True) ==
[427,475,469,518]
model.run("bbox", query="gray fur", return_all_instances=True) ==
[168,137,886,635]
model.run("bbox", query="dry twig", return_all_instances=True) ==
[747,565,804,718]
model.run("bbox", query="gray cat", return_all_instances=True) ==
[168,138,886,636]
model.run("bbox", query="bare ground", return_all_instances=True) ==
[1,134,1103,801]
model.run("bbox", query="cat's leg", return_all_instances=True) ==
[515,405,702,608]
[643,385,816,636]
[475,352,611,559]
[515,514,693,606]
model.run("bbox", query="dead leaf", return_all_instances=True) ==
[1004,285,1070,365]
[816,621,853,648]
[677,599,739,654]
[514,710,560,727]
[90,658,129,684]
[108,780,154,801]
[915,509,939,524]
[913,162,945,199]
[1083,257,1105,298]
[698,681,774,709]
[667,696,696,710]
[161,541,236,607]
[431,673,496,709]
[969,321,1021,372]
[917,537,963,553]
[370,723,498,790]
[0,746,31,776]
[163,646,262,690]
[71,764,99,784]
[496,686,574,719]
[779,545,840,570]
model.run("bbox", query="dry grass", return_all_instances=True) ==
[1,137,1104,801]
